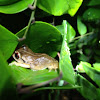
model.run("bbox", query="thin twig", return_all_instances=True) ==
[18,0,37,41]
[69,31,94,42]
[28,4,36,10]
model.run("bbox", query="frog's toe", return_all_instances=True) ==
[54,69,57,72]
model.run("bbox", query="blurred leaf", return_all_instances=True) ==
[56,21,76,43]
[94,49,100,56]
[0,50,10,94]
[84,48,91,55]
[88,0,100,6]
[76,74,99,100]
[94,56,100,62]
[37,0,83,16]
[83,8,100,21]
[9,64,58,85]
[16,21,62,57]
[77,16,87,35]
[78,54,89,62]
[0,0,34,14]
[93,63,100,71]
[97,89,100,99]
[59,20,75,85]
[82,62,100,87]
[0,25,18,60]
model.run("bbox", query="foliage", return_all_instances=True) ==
[0,0,100,99]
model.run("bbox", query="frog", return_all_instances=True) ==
[10,45,58,71]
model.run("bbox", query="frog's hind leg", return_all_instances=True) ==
[30,65,47,71]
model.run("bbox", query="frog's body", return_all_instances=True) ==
[11,46,58,71]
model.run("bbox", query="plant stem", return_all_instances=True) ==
[69,31,94,42]
[18,0,37,41]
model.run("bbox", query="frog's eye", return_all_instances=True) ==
[15,53,19,59]
[22,45,27,50]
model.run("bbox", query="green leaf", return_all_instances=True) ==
[77,16,87,35]
[0,50,10,94]
[83,8,100,21]
[67,22,76,42]
[9,64,58,85]
[0,51,18,99]
[56,21,76,42]
[59,20,75,85]
[94,56,100,62]
[0,0,34,14]
[16,21,62,57]
[93,63,100,71]
[82,62,100,87]
[0,25,18,60]
[76,74,99,100]
[37,0,83,16]
[94,49,100,56]
[78,54,89,62]
[88,0,100,6]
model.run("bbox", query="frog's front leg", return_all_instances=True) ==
[9,61,31,68]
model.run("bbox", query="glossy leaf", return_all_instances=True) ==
[76,74,99,100]
[83,8,100,21]
[93,63,100,71]
[0,0,19,5]
[16,21,62,57]
[0,50,10,93]
[77,16,87,35]
[0,0,34,14]
[37,0,83,16]
[56,21,76,43]
[0,25,18,60]
[82,62,100,87]
[59,20,75,84]
[9,64,58,85]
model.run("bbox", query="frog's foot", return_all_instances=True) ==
[48,68,57,72]
[49,69,51,72]
[9,61,19,66]
[9,61,30,68]
[54,69,57,72]
[48,65,58,72]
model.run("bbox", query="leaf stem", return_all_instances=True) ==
[18,0,37,41]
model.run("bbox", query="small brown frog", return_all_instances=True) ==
[10,45,58,71]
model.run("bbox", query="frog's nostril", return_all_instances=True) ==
[15,53,19,59]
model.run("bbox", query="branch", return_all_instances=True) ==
[18,0,37,42]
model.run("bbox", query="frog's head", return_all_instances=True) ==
[12,45,34,63]
[12,50,24,63]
